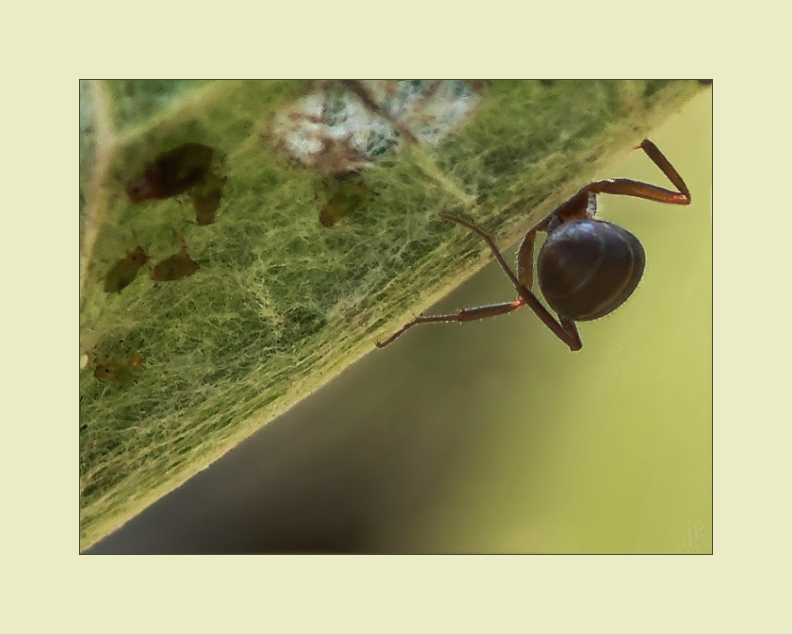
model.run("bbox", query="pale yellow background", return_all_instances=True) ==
[4,0,780,631]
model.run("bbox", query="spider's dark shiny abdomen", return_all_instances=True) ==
[537,218,646,321]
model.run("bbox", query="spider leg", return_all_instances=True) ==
[375,299,524,348]
[437,213,582,351]
[554,139,691,218]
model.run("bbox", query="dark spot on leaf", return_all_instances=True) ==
[104,246,149,293]
[126,143,214,202]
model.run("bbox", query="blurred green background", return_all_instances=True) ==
[89,89,711,554]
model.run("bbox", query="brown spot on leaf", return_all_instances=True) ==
[104,246,148,293]
[126,143,214,202]
[151,236,200,281]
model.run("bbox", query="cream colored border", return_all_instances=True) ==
[10,0,768,630]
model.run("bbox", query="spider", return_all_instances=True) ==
[376,139,691,351]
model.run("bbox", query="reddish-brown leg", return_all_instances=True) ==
[375,299,524,348]
[439,213,582,350]
[517,226,537,290]
[376,213,583,350]
[554,139,691,219]
[636,139,690,201]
